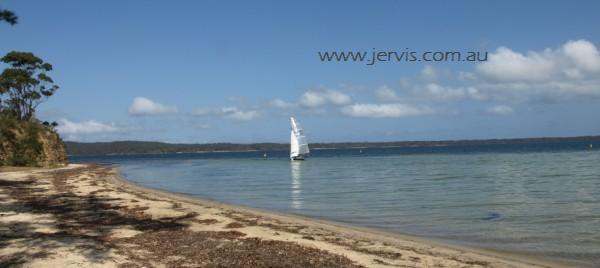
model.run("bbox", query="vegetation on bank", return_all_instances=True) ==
[0,8,67,167]
[0,115,43,166]
[0,114,66,166]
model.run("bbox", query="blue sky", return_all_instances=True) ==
[2,0,600,143]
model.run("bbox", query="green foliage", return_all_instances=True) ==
[0,113,17,140]
[0,114,44,166]
[0,9,18,25]
[18,123,43,165]
[1,113,68,167]
[0,51,59,120]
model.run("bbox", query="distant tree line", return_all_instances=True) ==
[64,136,600,155]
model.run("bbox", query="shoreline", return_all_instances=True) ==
[0,164,582,267]
[109,165,577,268]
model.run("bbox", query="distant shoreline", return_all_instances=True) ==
[65,135,600,156]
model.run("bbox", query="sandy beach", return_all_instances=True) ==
[0,164,572,268]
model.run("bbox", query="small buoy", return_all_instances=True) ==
[263,153,268,159]
[359,149,363,153]
[590,144,593,149]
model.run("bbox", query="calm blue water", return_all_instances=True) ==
[71,142,600,267]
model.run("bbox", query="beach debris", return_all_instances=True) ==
[113,230,363,268]
[191,218,219,225]
[225,222,245,228]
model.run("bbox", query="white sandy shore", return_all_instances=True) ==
[0,164,578,267]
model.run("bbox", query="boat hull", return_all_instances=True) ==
[290,155,306,161]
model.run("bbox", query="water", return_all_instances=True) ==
[71,141,600,267]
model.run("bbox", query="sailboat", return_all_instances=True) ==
[290,117,309,160]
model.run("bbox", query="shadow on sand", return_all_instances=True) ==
[0,167,186,267]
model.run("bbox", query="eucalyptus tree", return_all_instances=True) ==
[0,51,59,120]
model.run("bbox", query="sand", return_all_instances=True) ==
[0,164,574,267]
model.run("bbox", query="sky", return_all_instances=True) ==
[2,0,600,143]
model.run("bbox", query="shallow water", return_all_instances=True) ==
[72,142,600,266]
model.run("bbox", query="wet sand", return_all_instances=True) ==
[0,164,573,267]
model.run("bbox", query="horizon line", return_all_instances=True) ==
[64,134,600,145]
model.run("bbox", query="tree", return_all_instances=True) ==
[43,121,59,130]
[0,51,59,120]
[0,9,18,25]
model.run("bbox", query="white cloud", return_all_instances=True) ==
[436,39,600,102]
[420,65,454,82]
[476,39,600,83]
[424,83,465,100]
[458,71,477,81]
[421,83,486,101]
[270,99,297,109]
[341,103,433,118]
[476,47,556,82]
[129,97,177,115]
[270,88,353,111]
[474,78,600,101]
[421,65,438,81]
[194,106,260,121]
[486,105,514,115]
[300,89,352,107]
[375,85,402,101]
[56,118,121,134]
[562,39,600,73]
[218,107,260,121]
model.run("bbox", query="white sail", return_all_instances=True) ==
[290,117,309,160]
[290,130,299,158]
